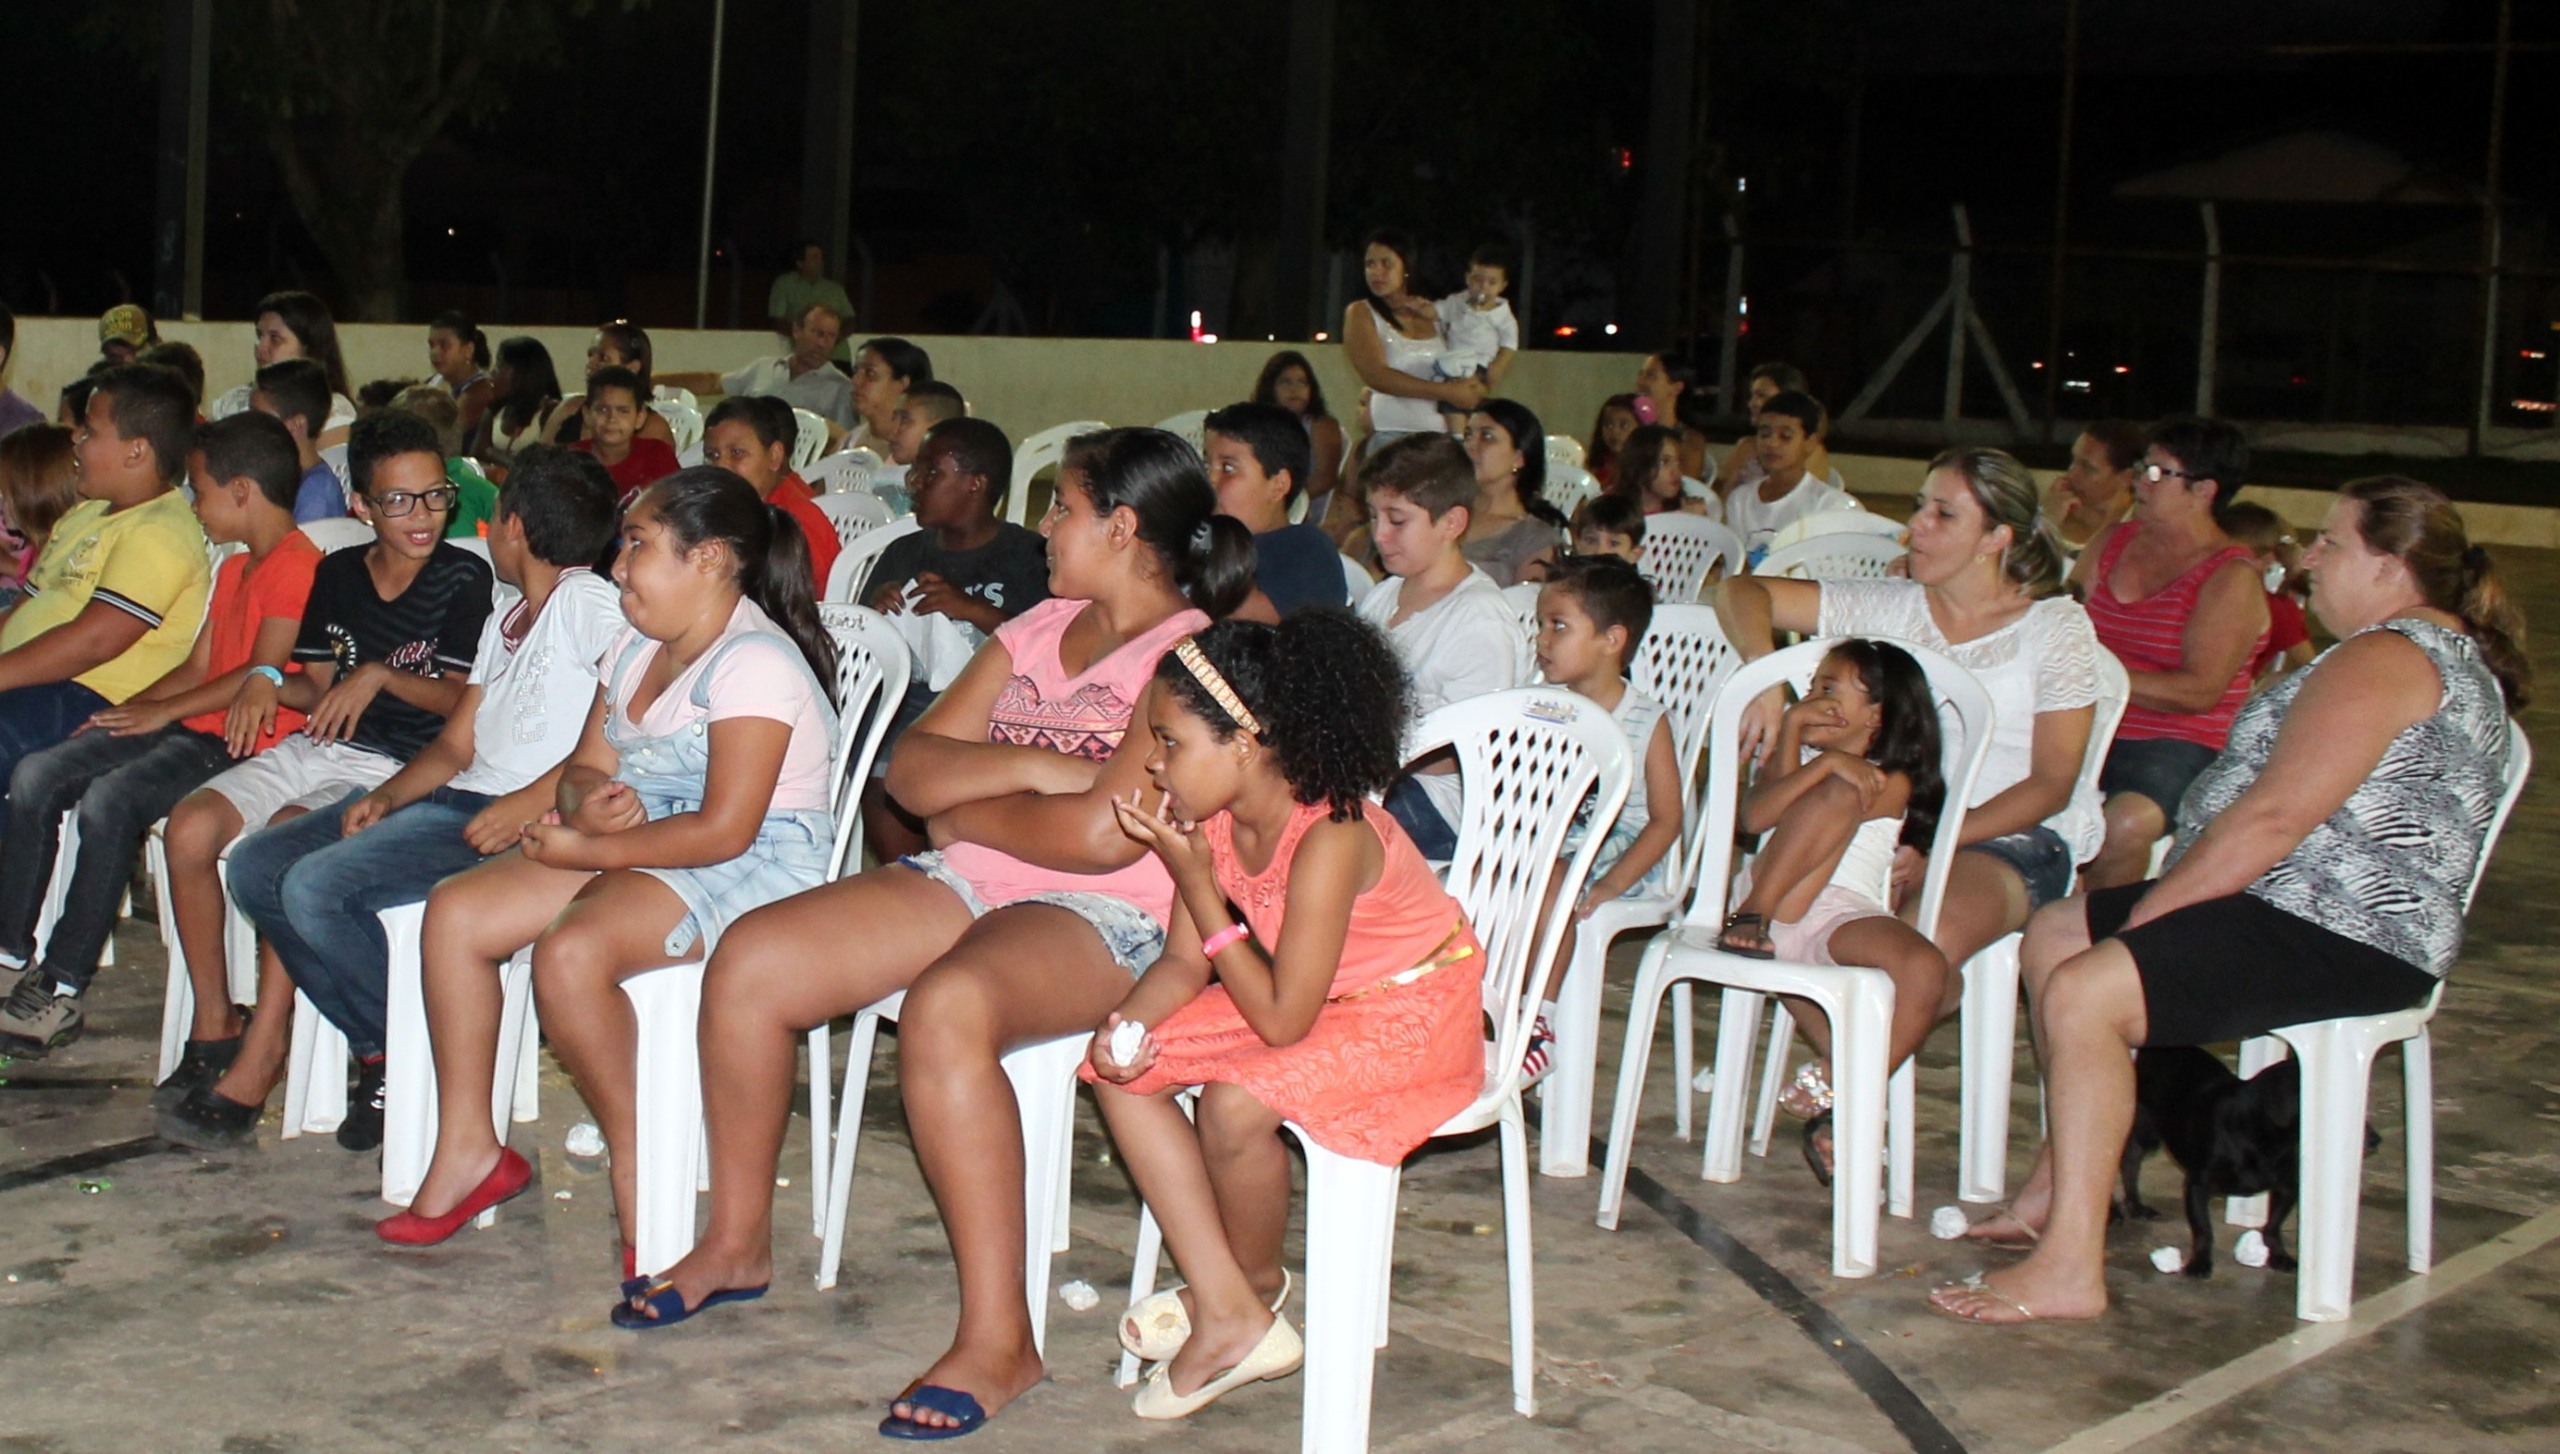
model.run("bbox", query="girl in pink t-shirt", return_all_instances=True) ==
[649,429,1252,1438]
[384,470,841,1258]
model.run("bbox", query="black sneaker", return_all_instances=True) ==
[0,970,81,1059]
[337,1059,387,1152]
[152,1036,244,1110]
[157,1085,263,1150]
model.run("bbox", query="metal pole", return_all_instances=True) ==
[1945,205,1971,425]
[694,0,728,330]
[799,0,861,292]
[1631,0,1699,348]
[2196,202,2221,415]
[2038,0,2081,439]
[1272,0,1337,340]
[151,0,211,320]
[2471,0,2512,455]
[1715,214,1742,417]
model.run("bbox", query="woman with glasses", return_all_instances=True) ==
[2041,420,2142,559]
[2068,417,2268,889]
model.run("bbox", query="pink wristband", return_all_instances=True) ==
[1199,923,1251,959]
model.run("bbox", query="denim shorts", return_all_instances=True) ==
[898,850,1166,975]
[2098,736,2220,826]
[1961,825,2075,911]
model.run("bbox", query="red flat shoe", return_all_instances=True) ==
[376,1149,532,1246]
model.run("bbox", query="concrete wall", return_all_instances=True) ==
[1,316,1645,458]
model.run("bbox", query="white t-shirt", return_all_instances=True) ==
[450,569,628,797]
[1434,292,1519,377]
[1726,470,1855,555]
[1357,564,1530,825]
[1815,578,2105,861]
[718,355,858,431]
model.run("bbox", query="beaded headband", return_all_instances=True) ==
[1172,637,1264,737]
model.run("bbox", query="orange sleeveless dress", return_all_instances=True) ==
[1091,800,1486,1165]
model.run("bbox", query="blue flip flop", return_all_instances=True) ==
[878,1382,988,1441]
[609,1279,768,1329]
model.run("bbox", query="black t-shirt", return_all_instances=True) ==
[1254,522,1350,616]
[292,541,493,762]
[857,523,1052,623]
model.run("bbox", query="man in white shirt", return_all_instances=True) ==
[713,302,859,435]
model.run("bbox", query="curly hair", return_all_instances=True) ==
[1154,609,1412,821]
[1824,638,1945,850]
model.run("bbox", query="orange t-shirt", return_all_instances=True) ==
[181,533,323,750]
[769,472,843,592]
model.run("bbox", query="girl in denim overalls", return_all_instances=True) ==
[384,468,842,1261]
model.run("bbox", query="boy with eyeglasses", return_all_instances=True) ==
[150,410,492,1147]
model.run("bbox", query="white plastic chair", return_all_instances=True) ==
[825,516,922,603]
[1537,606,1742,1177]
[811,491,893,561]
[1151,409,1208,456]
[300,517,373,553]
[1114,687,1632,1444]
[147,827,261,1081]
[789,408,831,473]
[652,400,705,457]
[652,384,700,411]
[620,607,907,1276]
[29,818,114,981]
[2227,721,2530,1322]
[1545,435,1586,470]
[1765,509,1903,553]
[804,447,880,496]
[1501,581,1541,641]
[1543,463,1600,521]
[1755,533,1907,582]
[1635,515,1744,605]
[1007,420,1110,527]
[1596,640,1995,1278]
[377,902,543,1213]
[319,444,349,496]
[1340,553,1375,597]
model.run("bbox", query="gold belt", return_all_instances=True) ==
[1327,921,1477,1002]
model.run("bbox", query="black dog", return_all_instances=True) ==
[2120,1046,2313,1279]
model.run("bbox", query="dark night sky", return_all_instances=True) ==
[1,0,2551,352]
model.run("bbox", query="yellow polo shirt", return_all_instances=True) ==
[0,490,212,703]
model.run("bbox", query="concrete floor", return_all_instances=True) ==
[9,551,2560,1454]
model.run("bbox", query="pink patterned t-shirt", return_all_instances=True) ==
[937,597,1209,921]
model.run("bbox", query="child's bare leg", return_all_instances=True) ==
[1196,1082,1291,1302]
[162,788,246,1042]
[1726,778,1861,950]
[1147,1082,1287,1395]
[1531,868,1573,1005]
[1828,916,1952,1071]
[206,946,295,1105]
[860,779,928,864]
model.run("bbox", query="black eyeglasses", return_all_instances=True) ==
[2140,463,2196,485]
[370,486,459,518]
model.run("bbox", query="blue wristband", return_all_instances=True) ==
[249,665,285,687]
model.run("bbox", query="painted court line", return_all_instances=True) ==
[2044,1204,2560,1454]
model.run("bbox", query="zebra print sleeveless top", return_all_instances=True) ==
[2168,618,2509,976]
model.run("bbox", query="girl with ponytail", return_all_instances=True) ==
[388,467,842,1258]
[649,429,1245,1434]
[1085,610,1486,1418]
[1938,474,2524,1324]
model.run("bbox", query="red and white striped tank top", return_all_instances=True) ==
[2086,527,2267,751]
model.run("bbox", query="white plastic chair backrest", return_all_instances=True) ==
[1339,553,1374,595]
[1546,435,1586,469]
[2467,721,2532,913]
[319,443,350,493]
[812,491,893,553]
[1766,508,1903,553]
[815,603,913,880]
[1405,687,1631,1105]
[1545,463,1600,520]
[298,517,373,554]
[1636,514,1744,604]
[1502,581,1542,640]
[652,384,699,411]
[1756,533,1907,582]
[1151,410,1208,457]
[806,448,880,496]
[2078,650,2133,836]
[789,409,831,473]
[825,516,922,602]
[652,400,705,454]
[1008,420,1112,527]
[1676,639,1995,949]
[443,534,517,609]
[1680,475,1715,508]
[1628,605,1745,901]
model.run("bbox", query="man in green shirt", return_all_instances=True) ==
[767,241,856,366]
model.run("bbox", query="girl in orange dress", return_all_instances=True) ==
[1083,610,1484,1421]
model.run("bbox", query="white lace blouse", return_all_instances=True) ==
[1816,578,2105,861]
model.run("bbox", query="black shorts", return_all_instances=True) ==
[2097,737,2220,825]
[2083,882,2439,1047]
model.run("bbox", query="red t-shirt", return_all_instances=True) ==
[2252,588,2310,677]
[181,533,323,750]
[769,472,843,592]
[575,437,684,506]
